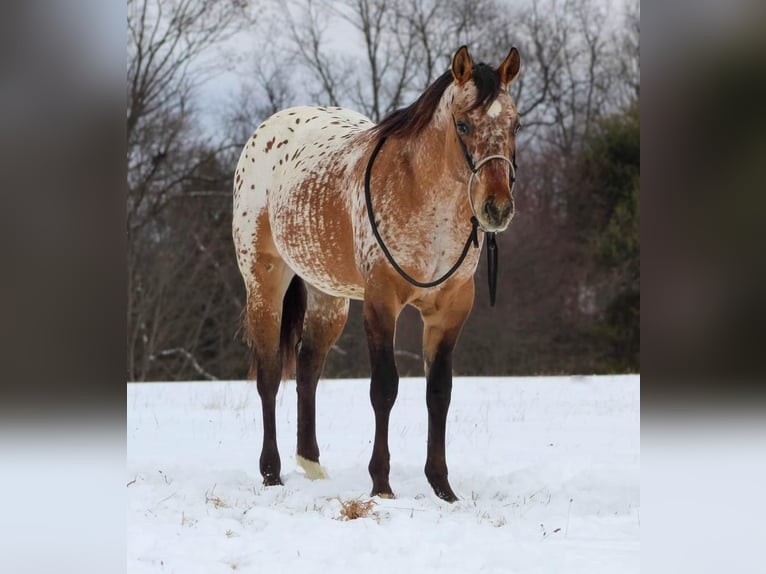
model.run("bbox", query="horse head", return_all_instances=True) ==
[447,46,521,232]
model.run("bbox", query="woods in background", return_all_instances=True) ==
[127,0,640,381]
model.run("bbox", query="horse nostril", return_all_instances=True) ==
[483,200,498,221]
[483,200,512,225]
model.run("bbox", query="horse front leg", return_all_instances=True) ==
[363,296,402,498]
[420,280,475,502]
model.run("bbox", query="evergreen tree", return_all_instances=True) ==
[581,102,640,370]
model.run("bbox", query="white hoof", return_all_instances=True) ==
[296,454,328,480]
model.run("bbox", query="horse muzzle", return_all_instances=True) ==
[467,154,516,232]
[481,198,514,231]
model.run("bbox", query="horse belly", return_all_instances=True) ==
[271,187,365,300]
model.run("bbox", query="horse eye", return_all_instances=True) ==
[456,121,470,135]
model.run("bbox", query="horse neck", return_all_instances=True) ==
[394,120,472,226]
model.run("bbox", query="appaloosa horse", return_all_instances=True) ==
[233,46,521,502]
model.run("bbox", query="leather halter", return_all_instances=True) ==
[363,124,516,306]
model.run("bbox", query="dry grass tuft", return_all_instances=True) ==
[205,486,229,509]
[337,498,377,521]
[206,494,228,509]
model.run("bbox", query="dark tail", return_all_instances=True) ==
[279,275,307,380]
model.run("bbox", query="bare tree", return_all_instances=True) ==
[515,0,613,156]
[614,0,640,108]
[283,0,352,108]
[329,0,419,121]
[220,48,297,157]
[127,0,251,380]
[399,0,507,89]
[281,0,522,121]
[127,0,249,230]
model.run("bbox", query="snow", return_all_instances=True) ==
[127,375,639,573]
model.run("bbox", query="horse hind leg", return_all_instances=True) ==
[295,286,349,479]
[243,255,306,486]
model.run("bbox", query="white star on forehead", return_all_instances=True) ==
[486,99,502,118]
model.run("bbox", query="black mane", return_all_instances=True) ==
[373,62,501,140]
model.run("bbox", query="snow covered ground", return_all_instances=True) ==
[127,375,639,573]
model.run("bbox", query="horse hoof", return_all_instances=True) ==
[436,490,458,503]
[296,454,328,480]
[376,492,396,500]
[432,485,458,503]
[262,475,283,487]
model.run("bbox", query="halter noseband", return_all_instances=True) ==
[363,122,516,306]
[467,155,516,228]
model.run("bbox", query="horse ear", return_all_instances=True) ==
[498,47,521,86]
[451,46,473,85]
